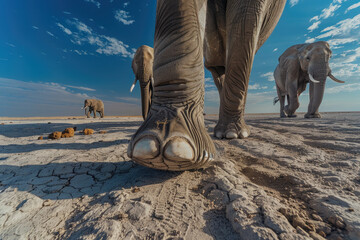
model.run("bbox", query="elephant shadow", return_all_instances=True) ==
[0,161,180,200]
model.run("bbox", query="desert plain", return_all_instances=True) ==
[0,112,359,240]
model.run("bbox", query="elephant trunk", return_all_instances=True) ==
[307,65,327,115]
[138,64,152,120]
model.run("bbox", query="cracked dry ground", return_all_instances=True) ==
[0,113,359,240]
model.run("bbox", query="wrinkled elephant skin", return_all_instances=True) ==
[128,0,286,171]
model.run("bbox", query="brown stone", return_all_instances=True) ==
[48,131,62,139]
[292,215,314,232]
[82,128,94,135]
[38,136,43,140]
[61,128,75,138]
[309,231,326,240]
[99,130,107,134]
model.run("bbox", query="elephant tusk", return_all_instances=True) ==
[328,72,345,83]
[81,106,88,110]
[309,73,320,83]
[151,77,154,87]
[130,79,137,92]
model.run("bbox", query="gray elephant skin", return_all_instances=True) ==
[82,99,104,118]
[274,41,344,118]
[127,0,286,171]
[131,45,154,120]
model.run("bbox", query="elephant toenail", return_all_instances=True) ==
[164,138,194,162]
[215,131,223,139]
[225,131,238,139]
[240,130,249,139]
[132,136,160,159]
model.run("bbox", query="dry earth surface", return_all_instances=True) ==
[0,113,359,240]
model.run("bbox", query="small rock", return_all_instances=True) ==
[43,199,53,206]
[48,131,62,139]
[318,231,326,237]
[82,128,94,135]
[311,213,323,221]
[296,226,309,237]
[38,136,43,140]
[347,208,354,212]
[292,215,314,232]
[131,187,140,193]
[328,215,345,229]
[99,130,107,134]
[48,122,51,124]
[61,128,75,138]
[309,231,326,240]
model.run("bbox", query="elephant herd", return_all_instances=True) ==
[84,0,346,171]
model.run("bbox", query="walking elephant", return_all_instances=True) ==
[274,41,344,118]
[130,45,154,120]
[82,99,104,118]
[127,0,286,171]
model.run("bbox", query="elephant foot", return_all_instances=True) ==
[127,103,216,171]
[280,111,287,118]
[287,114,297,118]
[214,115,250,139]
[304,113,321,118]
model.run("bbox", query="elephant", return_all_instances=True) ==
[130,45,154,120]
[82,99,104,118]
[274,41,344,118]
[127,0,286,171]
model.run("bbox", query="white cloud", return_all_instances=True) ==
[320,3,341,19]
[46,31,55,37]
[345,2,360,13]
[289,0,299,7]
[261,72,275,82]
[65,85,96,91]
[326,83,360,94]
[32,26,39,30]
[56,23,72,35]
[316,14,360,39]
[327,38,357,47]
[124,2,129,7]
[305,38,316,43]
[308,21,321,32]
[84,0,100,8]
[115,10,135,25]
[6,42,16,48]
[63,11,71,15]
[58,19,135,58]
[273,48,278,52]
[248,84,268,90]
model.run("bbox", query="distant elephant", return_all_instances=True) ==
[130,45,154,120]
[127,0,286,171]
[274,41,344,118]
[82,99,104,118]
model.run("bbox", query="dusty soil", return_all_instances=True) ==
[0,113,359,239]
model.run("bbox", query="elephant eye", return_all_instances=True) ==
[306,57,310,62]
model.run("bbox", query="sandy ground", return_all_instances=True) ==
[0,113,359,240]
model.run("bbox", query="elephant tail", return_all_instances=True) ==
[273,97,279,105]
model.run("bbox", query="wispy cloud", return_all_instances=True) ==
[84,0,100,8]
[46,31,55,37]
[57,19,135,58]
[114,10,135,25]
[273,48,278,52]
[65,85,96,91]
[32,26,39,30]
[63,11,71,15]
[261,72,275,82]
[326,83,360,94]
[345,2,360,13]
[57,23,72,35]
[5,42,16,48]
[307,1,345,32]
[308,21,321,32]
[289,0,299,7]
[248,84,268,90]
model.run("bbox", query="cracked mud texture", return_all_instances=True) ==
[0,113,359,239]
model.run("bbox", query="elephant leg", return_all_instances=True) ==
[284,82,299,117]
[276,86,286,118]
[92,108,97,118]
[86,109,90,118]
[127,0,215,171]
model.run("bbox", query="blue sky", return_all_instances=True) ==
[0,0,359,117]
